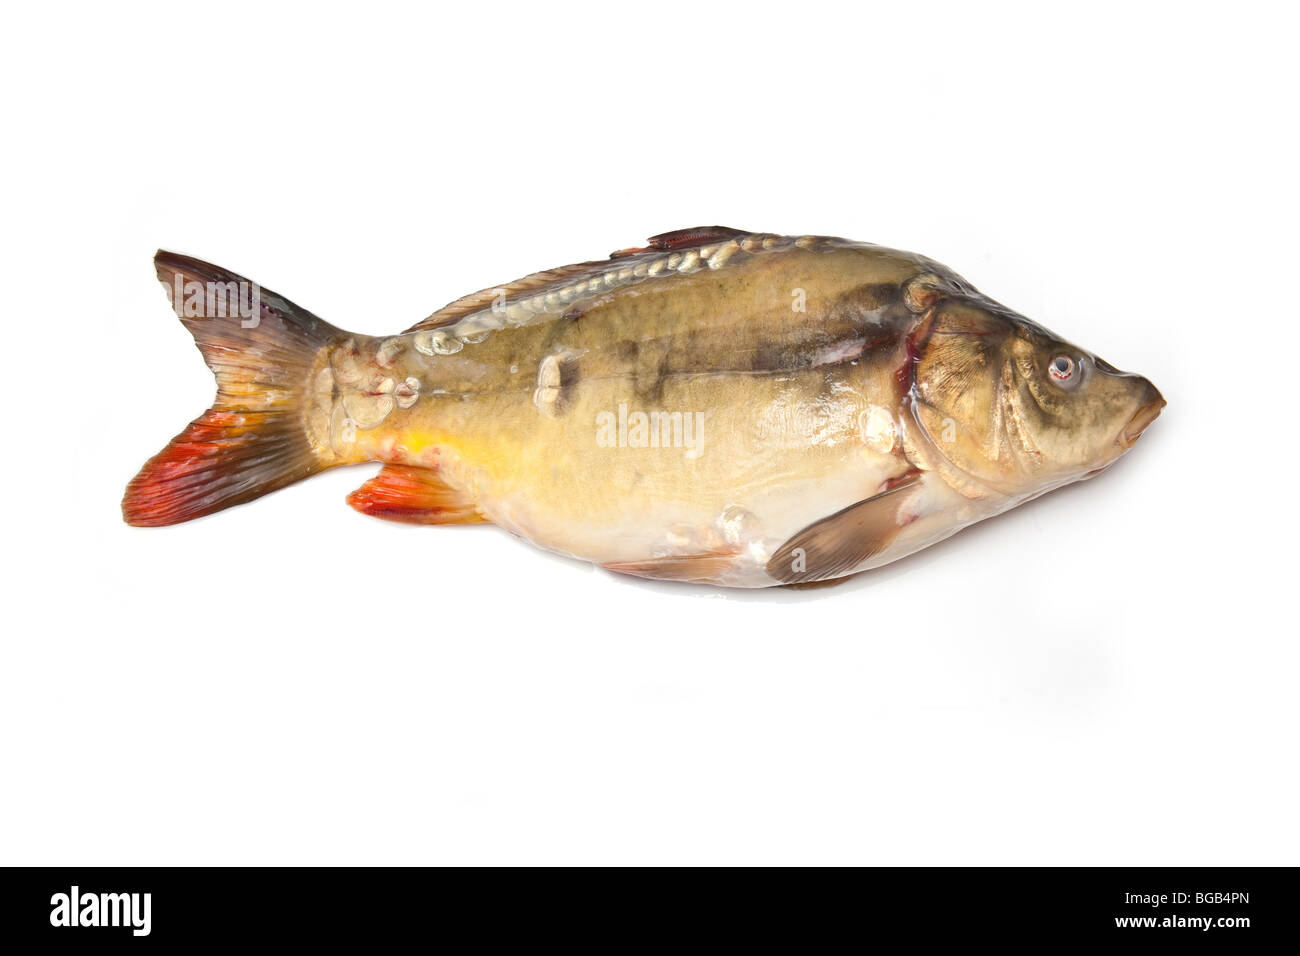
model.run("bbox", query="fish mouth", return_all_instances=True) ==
[1119,393,1166,448]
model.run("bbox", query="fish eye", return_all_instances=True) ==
[1048,354,1078,385]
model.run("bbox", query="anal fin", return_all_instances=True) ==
[766,475,922,584]
[347,465,487,525]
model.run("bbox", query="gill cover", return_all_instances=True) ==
[910,298,1022,493]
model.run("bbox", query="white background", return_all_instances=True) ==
[2,2,1295,865]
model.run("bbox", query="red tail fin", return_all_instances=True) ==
[122,251,343,527]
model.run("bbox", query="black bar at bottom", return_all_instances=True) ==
[0,866,1291,945]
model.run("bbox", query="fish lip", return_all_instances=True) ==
[1118,396,1166,448]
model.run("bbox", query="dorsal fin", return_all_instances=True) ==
[404,227,754,334]
[404,260,607,334]
[609,225,751,259]
[645,225,749,251]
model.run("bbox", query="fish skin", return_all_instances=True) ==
[127,229,1164,588]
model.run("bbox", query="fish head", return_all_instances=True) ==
[911,296,1164,498]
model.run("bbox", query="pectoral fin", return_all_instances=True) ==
[766,476,921,584]
[347,465,487,525]
[782,577,855,591]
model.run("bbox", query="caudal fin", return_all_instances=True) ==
[122,251,343,527]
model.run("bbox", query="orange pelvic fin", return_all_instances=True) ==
[347,465,487,525]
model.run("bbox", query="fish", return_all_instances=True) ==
[123,226,1164,588]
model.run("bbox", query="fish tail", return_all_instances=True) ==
[122,251,344,527]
